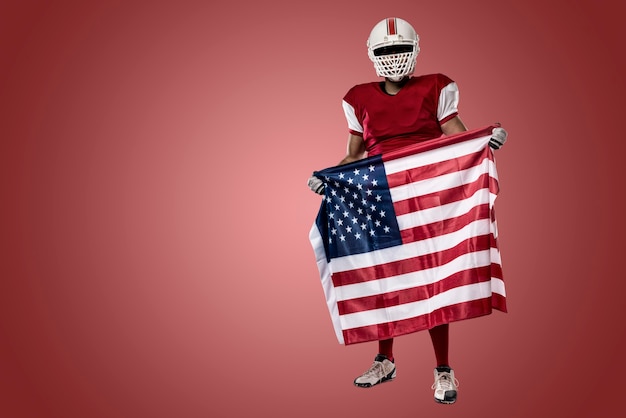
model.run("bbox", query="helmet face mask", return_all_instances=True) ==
[372,45,415,56]
[367,18,420,81]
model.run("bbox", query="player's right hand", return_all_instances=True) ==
[307,175,325,195]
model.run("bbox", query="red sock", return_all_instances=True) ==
[428,324,449,367]
[378,338,394,361]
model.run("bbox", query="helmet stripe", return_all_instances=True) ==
[387,18,397,35]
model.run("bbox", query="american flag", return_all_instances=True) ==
[309,125,507,345]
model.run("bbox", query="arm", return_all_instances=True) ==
[442,116,508,149]
[307,133,367,195]
[308,97,367,194]
[440,115,467,135]
[338,133,367,165]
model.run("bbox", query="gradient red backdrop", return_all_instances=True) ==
[1,1,625,417]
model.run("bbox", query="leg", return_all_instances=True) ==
[378,338,394,361]
[429,324,458,404]
[428,324,449,367]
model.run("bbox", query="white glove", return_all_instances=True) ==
[307,175,325,195]
[489,127,508,150]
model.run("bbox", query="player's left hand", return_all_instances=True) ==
[489,127,508,150]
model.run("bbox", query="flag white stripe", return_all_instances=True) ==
[396,187,493,230]
[389,157,495,203]
[491,277,506,297]
[384,136,490,175]
[309,223,345,344]
[335,250,493,301]
[340,280,500,330]
[492,219,499,240]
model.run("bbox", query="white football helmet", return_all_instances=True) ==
[367,17,420,81]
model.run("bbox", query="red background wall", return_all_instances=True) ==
[1,1,624,417]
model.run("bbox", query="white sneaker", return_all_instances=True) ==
[431,366,459,404]
[353,354,396,388]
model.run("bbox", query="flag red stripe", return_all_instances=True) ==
[399,204,491,246]
[381,125,496,162]
[491,292,507,312]
[393,175,497,216]
[331,234,492,287]
[386,149,489,188]
[337,265,499,315]
[342,298,500,345]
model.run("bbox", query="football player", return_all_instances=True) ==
[308,17,507,404]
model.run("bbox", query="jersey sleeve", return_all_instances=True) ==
[342,99,363,135]
[436,75,460,123]
[342,86,365,136]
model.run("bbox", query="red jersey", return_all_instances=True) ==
[342,73,459,156]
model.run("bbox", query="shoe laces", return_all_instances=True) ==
[362,361,385,378]
[431,371,459,391]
